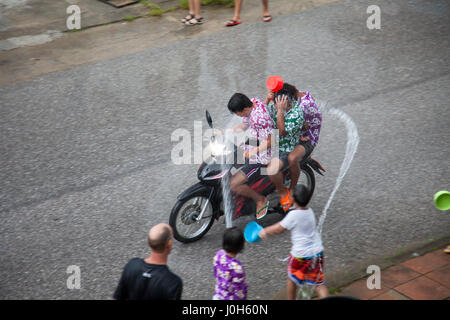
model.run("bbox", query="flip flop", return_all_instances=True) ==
[225,19,242,27]
[256,200,270,220]
[263,15,272,22]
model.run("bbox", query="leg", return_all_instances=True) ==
[188,0,195,14]
[261,0,270,16]
[267,158,285,195]
[287,145,306,192]
[315,284,329,299]
[233,0,243,21]
[193,0,201,19]
[286,277,297,300]
[181,0,195,22]
[230,171,267,213]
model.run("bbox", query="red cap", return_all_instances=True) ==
[266,75,284,92]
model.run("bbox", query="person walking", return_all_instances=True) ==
[181,0,203,26]
[113,223,183,300]
[225,0,271,27]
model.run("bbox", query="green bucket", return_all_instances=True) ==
[434,190,450,211]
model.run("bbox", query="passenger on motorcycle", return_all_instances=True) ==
[227,93,273,220]
[266,81,321,212]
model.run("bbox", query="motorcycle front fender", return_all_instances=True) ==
[177,182,221,219]
[177,182,215,202]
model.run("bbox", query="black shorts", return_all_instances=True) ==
[278,140,315,170]
[239,163,265,184]
[299,139,315,159]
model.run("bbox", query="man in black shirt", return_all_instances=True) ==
[113,223,182,300]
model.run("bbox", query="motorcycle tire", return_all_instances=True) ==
[301,165,316,197]
[169,194,216,243]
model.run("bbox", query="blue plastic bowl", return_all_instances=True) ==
[244,221,263,243]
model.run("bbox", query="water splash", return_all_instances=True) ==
[281,103,360,300]
[220,119,241,229]
[317,106,360,234]
[221,169,234,228]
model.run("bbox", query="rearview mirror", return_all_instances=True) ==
[205,110,213,128]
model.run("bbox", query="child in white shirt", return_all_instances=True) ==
[258,184,329,299]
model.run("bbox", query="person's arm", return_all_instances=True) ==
[231,122,249,132]
[172,279,183,300]
[244,135,271,159]
[301,121,310,133]
[264,90,274,105]
[112,265,129,300]
[258,222,286,240]
[275,95,288,136]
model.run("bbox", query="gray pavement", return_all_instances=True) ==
[0,0,449,299]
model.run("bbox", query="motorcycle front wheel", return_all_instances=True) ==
[169,194,215,243]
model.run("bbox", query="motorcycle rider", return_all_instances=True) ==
[266,77,322,212]
[227,93,273,220]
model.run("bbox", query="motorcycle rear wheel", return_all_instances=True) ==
[169,194,215,243]
[285,165,315,197]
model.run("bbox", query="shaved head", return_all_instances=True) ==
[147,224,173,253]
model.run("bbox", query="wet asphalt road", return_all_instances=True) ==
[1,0,449,299]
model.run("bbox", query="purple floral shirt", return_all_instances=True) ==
[298,91,321,146]
[213,250,247,300]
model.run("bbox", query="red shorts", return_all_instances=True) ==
[287,252,324,286]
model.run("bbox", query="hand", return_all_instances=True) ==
[300,136,310,142]
[258,229,267,240]
[301,121,310,132]
[275,95,288,112]
[244,147,258,159]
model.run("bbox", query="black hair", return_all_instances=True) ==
[227,93,253,113]
[222,227,244,254]
[273,83,298,106]
[293,184,311,207]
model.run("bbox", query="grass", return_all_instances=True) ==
[328,287,341,295]
[123,15,136,21]
[139,1,166,16]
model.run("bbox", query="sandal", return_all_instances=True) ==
[225,19,241,27]
[256,200,270,220]
[185,17,203,26]
[181,14,194,23]
[279,189,293,212]
[263,15,272,22]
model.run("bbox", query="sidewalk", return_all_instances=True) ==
[271,243,450,300]
[336,246,450,300]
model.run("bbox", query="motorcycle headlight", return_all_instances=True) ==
[210,141,231,157]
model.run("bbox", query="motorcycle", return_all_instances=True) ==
[169,110,325,243]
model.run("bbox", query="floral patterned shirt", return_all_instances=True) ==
[298,91,321,146]
[241,98,273,165]
[268,100,304,153]
[213,250,247,300]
